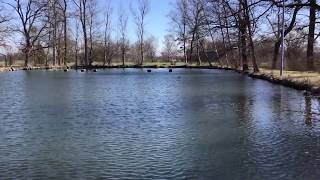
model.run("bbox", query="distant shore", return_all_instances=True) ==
[1,63,320,95]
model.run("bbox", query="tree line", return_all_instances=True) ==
[169,0,320,72]
[0,0,320,72]
[0,0,163,68]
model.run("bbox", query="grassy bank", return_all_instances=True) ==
[247,69,320,95]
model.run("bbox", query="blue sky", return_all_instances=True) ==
[97,0,173,51]
[1,0,173,54]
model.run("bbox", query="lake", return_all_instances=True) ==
[0,69,319,179]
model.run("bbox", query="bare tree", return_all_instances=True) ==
[74,18,80,68]
[118,5,129,67]
[73,0,89,67]
[48,0,58,66]
[145,35,157,62]
[242,0,259,72]
[87,0,96,66]
[103,0,113,66]
[57,0,68,67]
[221,0,264,72]
[4,0,48,67]
[201,0,221,66]
[268,3,301,69]
[0,4,11,48]
[184,0,206,65]
[162,34,178,62]
[131,0,150,65]
[169,0,189,64]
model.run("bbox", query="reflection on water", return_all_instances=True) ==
[305,96,312,125]
[0,69,320,179]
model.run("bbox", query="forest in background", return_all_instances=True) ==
[0,0,319,72]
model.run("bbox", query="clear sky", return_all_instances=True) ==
[97,0,173,51]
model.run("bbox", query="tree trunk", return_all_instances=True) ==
[200,40,212,67]
[75,47,78,69]
[196,38,202,66]
[140,38,144,65]
[183,23,187,65]
[272,40,281,69]
[203,7,220,66]
[53,1,57,66]
[243,0,259,72]
[83,27,88,67]
[64,18,67,67]
[217,7,228,67]
[307,0,316,70]
[223,4,236,68]
[63,0,67,67]
[103,47,107,66]
[4,55,7,67]
[81,0,88,67]
[239,19,248,72]
[188,31,196,64]
[104,28,107,66]
[272,6,300,69]
[89,38,93,67]
[89,12,94,67]
[9,55,13,66]
[122,48,125,66]
[25,51,29,67]
[57,31,62,66]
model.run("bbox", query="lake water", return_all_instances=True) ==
[0,69,320,179]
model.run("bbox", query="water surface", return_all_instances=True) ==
[0,69,320,179]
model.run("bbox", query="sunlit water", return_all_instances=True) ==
[0,69,320,179]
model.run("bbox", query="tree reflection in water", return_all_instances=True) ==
[305,96,312,125]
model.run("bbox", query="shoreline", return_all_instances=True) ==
[246,72,320,95]
[1,65,319,95]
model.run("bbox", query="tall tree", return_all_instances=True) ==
[103,0,113,66]
[87,0,96,66]
[58,0,68,67]
[73,0,89,67]
[185,0,207,65]
[131,0,150,65]
[5,0,48,67]
[74,18,80,68]
[307,0,316,70]
[169,0,189,64]
[269,3,301,69]
[118,5,129,67]
[145,35,157,62]
[162,34,178,62]
[242,0,259,72]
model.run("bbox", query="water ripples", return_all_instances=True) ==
[0,69,320,179]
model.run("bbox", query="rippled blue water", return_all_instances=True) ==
[0,69,320,179]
